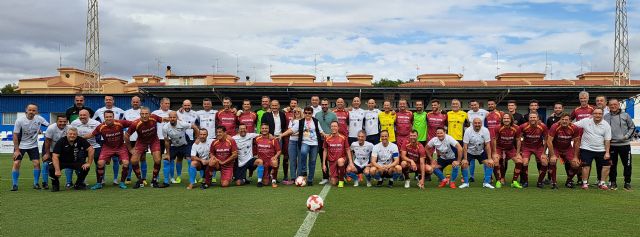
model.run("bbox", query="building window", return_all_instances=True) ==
[183,78,190,86]
[2,113,18,125]
[50,113,65,123]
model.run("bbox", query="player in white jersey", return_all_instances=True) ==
[188,129,214,189]
[462,118,495,189]
[467,99,488,126]
[364,98,381,144]
[348,97,366,145]
[370,130,401,188]
[43,116,70,188]
[176,99,199,183]
[347,130,374,187]
[70,110,102,185]
[123,96,147,183]
[93,95,125,122]
[152,97,173,155]
[11,104,50,191]
[232,124,260,186]
[427,127,465,189]
[162,111,200,187]
[197,98,218,141]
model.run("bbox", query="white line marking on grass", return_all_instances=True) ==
[294,184,332,237]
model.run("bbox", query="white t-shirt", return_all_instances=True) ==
[93,106,125,122]
[463,127,491,156]
[427,134,459,160]
[70,119,101,148]
[178,110,199,141]
[196,109,218,141]
[191,140,213,160]
[13,115,49,149]
[467,109,488,126]
[348,108,366,138]
[351,141,374,167]
[123,108,141,141]
[162,121,191,147]
[152,109,172,140]
[364,109,381,136]
[232,133,259,167]
[311,105,322,116]
[272,112,283,136]
[288,120,300,142]
[291,119,324,146]
[45,124,69,152]
[372,142,399,166]
[574,118,612,152]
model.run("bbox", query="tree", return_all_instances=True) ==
[373,78,406,87]
[1,83,18,94]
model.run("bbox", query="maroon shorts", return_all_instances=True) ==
[496,147,517,160]
[219,164,234,181]
[135,138,161,154]
[282,138,290,156]
[99,146,130,162]
[328,160,346,179]
[522,146,545,162]
[554,148,575,162]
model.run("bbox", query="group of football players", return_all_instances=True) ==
[9,91,635,191]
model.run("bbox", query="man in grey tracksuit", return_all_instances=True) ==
[604,98,635,190]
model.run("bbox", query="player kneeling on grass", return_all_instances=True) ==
[546,113,581,189]
[347,130,374,187]
[254,123,281,187]
[162,111,200,187]
[48,127,94,192]
[427,127,465,189]
[188,129,213,189]
[492,113,524,189]
[85,110,132,190]
[232,124,260,186]
[462,118,495,189]
[370,130,401,188]
[401,130,427,188]
[203,126,238,188]
[322,121,352,187]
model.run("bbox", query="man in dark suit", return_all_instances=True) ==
[261,100,287,137]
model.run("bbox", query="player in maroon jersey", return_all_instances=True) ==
[85,110,133,189]
[401,130,431,189]
[205,126,238,188]
[571,91,595,121]
[253,123,281,188]
[547,113,581,189]
[333,98,350,137]
[216,97,238,136]
[492,113,523,188]
[519,112,548,188]
[485,99,504,138]
[426,99,447,142]
[238,99,258,133]
[125,107,166,188]
[395,99,414,149]
[322,121,352,187]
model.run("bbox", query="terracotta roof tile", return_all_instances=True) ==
[443,81,486,87]
[398,81,445,88]
[573,80,615,86]
[484,80,531,86]
[19,76,58,81]
[528,80,574,86]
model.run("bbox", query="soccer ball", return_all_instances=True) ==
[306,195,324,212]
[295,176,307,187]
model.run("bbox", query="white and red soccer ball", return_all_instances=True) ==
[306,195,324,212]
[295,176,307,187]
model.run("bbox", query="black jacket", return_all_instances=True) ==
[261,111,288,136]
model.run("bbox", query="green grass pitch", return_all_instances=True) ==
[1,154,639,236]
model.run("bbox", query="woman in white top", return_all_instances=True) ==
[285,108,303,182]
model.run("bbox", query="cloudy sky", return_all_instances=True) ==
[1,0,639,85]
